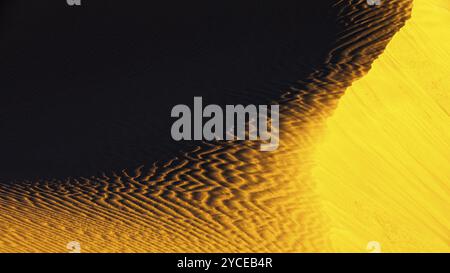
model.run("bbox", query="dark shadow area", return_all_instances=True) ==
[0,0,339,181]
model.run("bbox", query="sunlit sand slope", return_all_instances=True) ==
[0,0,414,252]
[313,0,450,252]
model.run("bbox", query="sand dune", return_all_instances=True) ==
[0,0,435,252]
[314,0,450,252]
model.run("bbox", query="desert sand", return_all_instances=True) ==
[0,0,448,252]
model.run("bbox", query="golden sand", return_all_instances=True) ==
[1,0,448,252]
[313,0,450,252]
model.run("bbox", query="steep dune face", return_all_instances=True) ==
[0,1,339,182]
[0,0,415,252]
[314,0,450,252]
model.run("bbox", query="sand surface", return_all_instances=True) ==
[1,0,448,252]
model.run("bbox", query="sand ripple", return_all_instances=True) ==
[0,0,413,252]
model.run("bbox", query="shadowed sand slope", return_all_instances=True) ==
[0,0,415,252]
[0,0,339,181]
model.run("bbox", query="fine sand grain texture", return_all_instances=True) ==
[313,0,450,252]
[2,0,446,253]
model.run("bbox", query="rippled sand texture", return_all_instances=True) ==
[0,0,416,252]
[314,0,450,252]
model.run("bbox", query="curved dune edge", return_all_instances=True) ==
[313,0,450,252]
[0,1,414,252]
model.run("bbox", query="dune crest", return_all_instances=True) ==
[0,0,414,252]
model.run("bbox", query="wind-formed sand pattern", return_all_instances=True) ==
[0,0,448,252]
